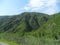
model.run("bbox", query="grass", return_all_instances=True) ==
[0,39,20,45]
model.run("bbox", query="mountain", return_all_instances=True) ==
[0,12,49,33]
[18,12,60,45]
[30,13,60,39]
[0,12,49,45]
[0,12,60,45]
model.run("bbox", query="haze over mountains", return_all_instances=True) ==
[0,12,60,45]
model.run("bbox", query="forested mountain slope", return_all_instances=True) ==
[0,12,60,45]
[31,12,60,39]
[0,12,49,34]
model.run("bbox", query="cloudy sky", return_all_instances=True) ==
[0,0,60,15]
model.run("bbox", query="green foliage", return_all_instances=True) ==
[0,12,60,45]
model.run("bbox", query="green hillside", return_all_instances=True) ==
[0,12,49,45]
[0,12,49,33]
[0,12,60,45]
[37,12,60,39]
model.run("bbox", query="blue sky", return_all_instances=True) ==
[0,0,60,15]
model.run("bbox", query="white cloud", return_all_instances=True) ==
[24,6,30,11]
[46,0,56,6]
[24,0,58,14]
[24,0,45,10]
[44,8,56,14]
[28,0,45,8]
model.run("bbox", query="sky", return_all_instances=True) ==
[0,0,60,16]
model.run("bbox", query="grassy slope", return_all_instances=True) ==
[0,12,49,45]
[28,13,60,39]
[20,13,60,45]
[0,12,60,45]
[0,12,49,34]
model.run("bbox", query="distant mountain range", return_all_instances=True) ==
[0,12,60,45]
